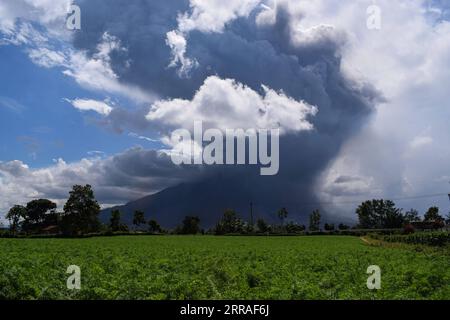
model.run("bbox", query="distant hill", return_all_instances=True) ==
[100,177,258,229]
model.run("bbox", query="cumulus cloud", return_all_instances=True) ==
[146,76,317,133]
[0,148,202,214]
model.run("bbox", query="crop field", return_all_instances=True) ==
[0,235,448,300]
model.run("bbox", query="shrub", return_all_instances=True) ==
[382,231,450,246]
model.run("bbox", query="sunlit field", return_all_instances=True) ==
[0,236,448,300]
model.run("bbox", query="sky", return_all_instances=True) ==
[1,0,450,224]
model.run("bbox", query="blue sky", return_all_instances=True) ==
[0,45,160,168]
[1,0,450,222]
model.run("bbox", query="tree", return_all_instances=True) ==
[277,208,288,225]
[338,223,350,230]
[309,209,321,231]
[424,207,444,222]
[61,185,101,235]
[6,205,26,235]
[256,218,270,233]
[148,219,162,233]
[22,199,57,233]
[133,210,146,230]
[285,222,305,233]
[324,223,335,231]
[445,212,450,224]
[215,209,244,235]
[110,210,122,232]
[180,216,201,234]
[446,212,450,225]
[404,209,421,224]
[356,199,404,229]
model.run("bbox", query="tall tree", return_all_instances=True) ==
[256,218,270,233]
[404,209,421,224]
[22,199,57,233]
[338,223,350,230]
[6,205,26,235]
[133,210,146,230]
[277,208,288,226]
[356,199,404,229]
[309,209,321,231]
[215,209,244,234]
[180,216,201,234]
[61,185,101,235]
[110,210,122,232]
[148,219,162,233]
[424,207,444,222]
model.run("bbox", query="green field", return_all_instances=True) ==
[0,235,448,300]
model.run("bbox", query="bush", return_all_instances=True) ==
[382,231,450,246]
[403,224,415,235]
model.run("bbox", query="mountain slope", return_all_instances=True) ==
[100,174,291,229]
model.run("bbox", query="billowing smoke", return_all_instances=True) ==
[0,0,385,225]
[64,0,379,224]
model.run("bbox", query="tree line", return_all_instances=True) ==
[4,185,449,236]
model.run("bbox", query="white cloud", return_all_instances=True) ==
[166,0,261,75]
[28,47,67,68]
[146,75,317,133]
[1,7,156,104]
[308,0,450,215]
[0,148,194,216]
[177,0,261,34]
[65,98,113,116]
[0,0,72,37]
[62,33,156,103]
[128,132,159,143]
[165,30,198,77]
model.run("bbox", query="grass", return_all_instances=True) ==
[0,235,448,300]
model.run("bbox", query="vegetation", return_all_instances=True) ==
[256,218,270,233]
[132,210,146,230]
[356,199,404,229]
[277,207,288,226]
[5,205,26,235]
[424,207,444,223]
[3,185,448,238]
[214,209,245,235]
[179,216,201,235]
[109,210,129,232]
[148,219,162,234]
[61,185,101,235]
[377,231,450,247]
[0,235,448,300]
[309,210,321,231]
[2,185,449,300]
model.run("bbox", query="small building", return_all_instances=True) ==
[41,225,59,235]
